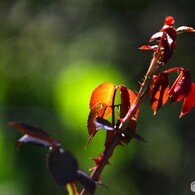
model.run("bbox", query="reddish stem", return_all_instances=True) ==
[164,67,183,74]
[80,24,165,195]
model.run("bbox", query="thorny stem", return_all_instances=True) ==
[121,44,163,124]
[80,35,164,195]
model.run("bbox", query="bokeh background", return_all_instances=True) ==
[0,0,195,195]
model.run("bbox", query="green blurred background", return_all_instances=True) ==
[0,0,195,194]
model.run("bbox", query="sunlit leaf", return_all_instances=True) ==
[139,45,158,50]
[47,148,78,186]
[150,32,163,42]
[150,73,169,114]
[87,103,108,143]
[180,83,195,117]
[90,82,117,118]
[176,26,195,34]
[77,170,96,194]
[169,70,191,103]
[8,121,60,149]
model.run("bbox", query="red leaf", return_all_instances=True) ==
[119,85,138,117]
[87,103,108,143]
[150,73,169,114]
[105,86,139,147]
[180,83,195,117]
[119,85,131,112]
[161,28,177,64]
[90,82,117,118]
[139,45,158,50]
[176,26,195,34]
[169,70,191,103]
[128,89,138,115]
[150,32,163,42]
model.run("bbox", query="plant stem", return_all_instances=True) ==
[80,35,164,195]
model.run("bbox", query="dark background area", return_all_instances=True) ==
[0,0,195,194]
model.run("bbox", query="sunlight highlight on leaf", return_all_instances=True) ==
[90,82,117,118]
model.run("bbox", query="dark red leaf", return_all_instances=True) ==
[180,83,195,117]
[150,32,163,42]
[119,85,131,107]
[162,28,177,64]
[150,73,169,114]
[105,85,139,147]
[165,28,177,45]
[119,85,139,118]
[169,70,191,103]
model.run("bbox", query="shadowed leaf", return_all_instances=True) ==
[120,118,143,144]
[8,121,60,149]
[94,117,113,131]
[47,148,78,187]
[77,170,96,194]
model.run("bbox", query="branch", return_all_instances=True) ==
[80,32,164,195]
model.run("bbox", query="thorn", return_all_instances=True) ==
[91,154,111,166]
[89,166,97,172]
[138,81,144,87]
[179,112,184,118]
